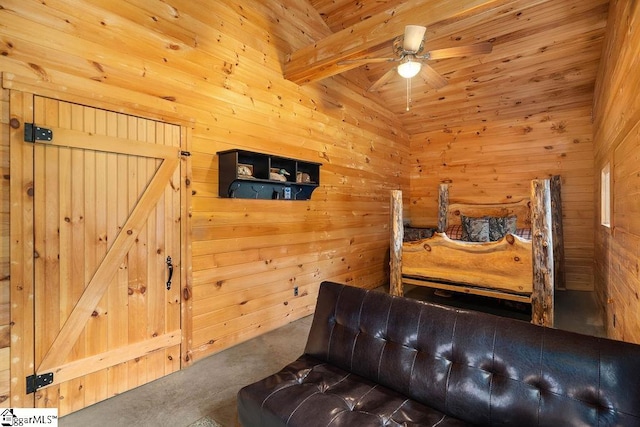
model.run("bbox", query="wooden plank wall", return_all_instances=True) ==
[592,0,640,343]
[404,0,609,294]
[409,108,596,291]
[0,90,9,406]
[0,0,408,376]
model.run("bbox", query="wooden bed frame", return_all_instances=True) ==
[390,177,564,327]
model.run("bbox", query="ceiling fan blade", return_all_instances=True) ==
[403,25,427,52]
[368,67,398,92]
[338,57,397,66]
[425,42,493,60]
[419,64,448,89]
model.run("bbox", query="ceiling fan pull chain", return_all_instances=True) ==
[406,76,412,111]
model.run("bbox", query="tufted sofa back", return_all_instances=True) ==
[305,281,640,426]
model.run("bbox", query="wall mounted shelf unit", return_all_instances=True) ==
[218,149,321,200]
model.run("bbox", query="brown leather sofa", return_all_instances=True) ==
[237,281,640,426]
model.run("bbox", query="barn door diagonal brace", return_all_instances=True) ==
[36,156,180,376]
[24,123,53,143]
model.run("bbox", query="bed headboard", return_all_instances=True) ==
[447,199,532,229]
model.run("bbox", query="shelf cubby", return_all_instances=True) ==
[218,149,321,200]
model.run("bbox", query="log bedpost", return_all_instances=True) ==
[437,183,449,232]
[550,175,566,290]
[531,179,554,327]
[390,190,404,296]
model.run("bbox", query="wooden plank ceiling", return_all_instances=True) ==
[297,0,609,134]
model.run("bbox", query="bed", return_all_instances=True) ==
[390,177,564,327]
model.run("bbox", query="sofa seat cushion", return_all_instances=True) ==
[237,354,471,427]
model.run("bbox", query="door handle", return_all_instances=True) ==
[166,256,173,290]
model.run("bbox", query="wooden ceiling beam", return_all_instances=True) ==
[284,0,525,85]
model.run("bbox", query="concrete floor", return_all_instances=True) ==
[59,288,604,427]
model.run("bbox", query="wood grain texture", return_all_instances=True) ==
[8,90,35,409]
[307,0,608,130]
[0,91,9,406]
[437,184,448,232]
[409,109,595,291]
[389,190,403,296]
[36,126,180,376]
[27,97,183,415]
[403,232,533,294]
[530,179,554,327]
[0,1,408,395]
[403,277,531,303]
[447,199,531,229]
[593,0,640,343]
[403,178,557,326]
[285,0,516,84]
[0,0,633,415]
[312,0,606,295]
[550,175,566,290]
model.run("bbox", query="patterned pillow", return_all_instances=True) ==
[445,224,464,240]
[488,215,517,241]
[403,227,434,242]
[505,215,518,233]
[515,228,532,240]
[461,215,490,242]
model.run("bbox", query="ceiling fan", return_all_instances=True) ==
[340,25,493,92]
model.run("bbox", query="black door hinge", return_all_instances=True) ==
[180,151,191,157]
[24,123,53,143]
[26,373,54,394]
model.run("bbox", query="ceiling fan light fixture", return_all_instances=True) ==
[397,56,422,79]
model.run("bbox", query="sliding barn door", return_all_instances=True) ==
[30,96,182,414]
